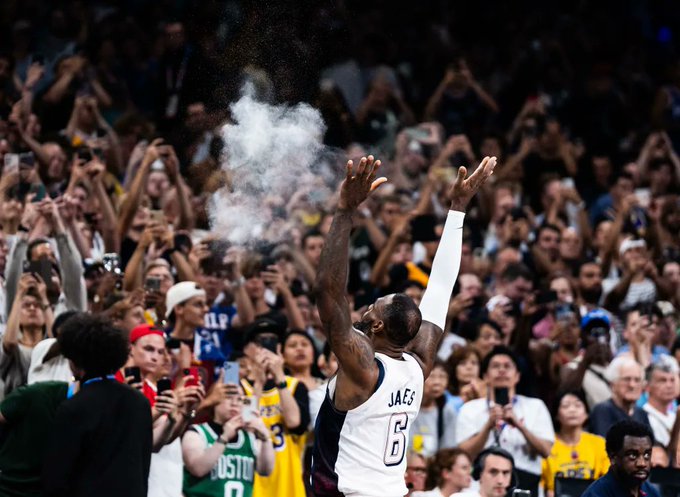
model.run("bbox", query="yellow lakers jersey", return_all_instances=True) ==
[242,377,307,497]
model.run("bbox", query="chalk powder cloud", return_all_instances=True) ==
[209,86,333,244]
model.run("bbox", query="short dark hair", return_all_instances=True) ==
[302,230,324,249]
[27,238,50,260]
[58,313,129,378]
[446,345,482,395]
[537,223,561,238]
[605,420,654,457]
[500,262,533,284]
[382,293,422,347]
[480,345,520,376]
[552,390,589,431]
[427,448,471,488]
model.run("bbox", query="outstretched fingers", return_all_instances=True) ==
[346,159,354,179]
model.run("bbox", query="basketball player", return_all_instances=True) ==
[312,155,497,496]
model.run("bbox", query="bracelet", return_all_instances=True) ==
[231,276,246,289]
[217,436,229,445]
[275,380,287,390]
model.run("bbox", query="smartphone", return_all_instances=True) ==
[144,276,161,292]
[150,209,165,225]
[23,257,52,287]
[223,361,240,385]
[560,177,575,189]
[536,290,558,305]
[124,366,142,384]
[91,147,104,161]
[494,387,510,406]
[76,148,91,162]
[3,154,19,174]
[404,127,431,141]
[102,253,120,274]
[258,335,279,353]
[157,377,172,394]
[242,397,258,422]
[183,367,201,387]
[174,233,193,254]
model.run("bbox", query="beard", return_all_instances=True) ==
[353,320,373,338]
[580,285,603,304]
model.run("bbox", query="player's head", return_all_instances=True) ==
[472,447,515,497]
[354,293,422,348]
[606,420,654,487]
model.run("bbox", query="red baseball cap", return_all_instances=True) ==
[129,324,165,344]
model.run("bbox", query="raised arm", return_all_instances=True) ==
[406,157,497,378]
[313,156,386,395]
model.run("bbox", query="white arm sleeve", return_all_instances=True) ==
[418,210,465,330]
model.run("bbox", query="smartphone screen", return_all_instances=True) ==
[494,387,510,406]
[124,366,141,384]
[242,397,258,422]
[157,377,172,394]
[223,361,240,385]
[258,335,279,353]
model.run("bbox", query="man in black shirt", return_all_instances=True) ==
[42,314,152,497]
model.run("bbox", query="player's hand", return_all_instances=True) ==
[448,156,497,212]
[337,155,386,211]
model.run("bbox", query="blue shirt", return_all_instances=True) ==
[589,399,652,438]
[582,470,660,497]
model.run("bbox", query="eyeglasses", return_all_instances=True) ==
[21,301,43,310]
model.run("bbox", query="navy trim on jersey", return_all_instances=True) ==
[311,359,386,496]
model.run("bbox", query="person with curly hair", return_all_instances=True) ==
[41,313,152,497]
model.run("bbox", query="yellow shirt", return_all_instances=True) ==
[541,432,610,491]
[242,377,307,497]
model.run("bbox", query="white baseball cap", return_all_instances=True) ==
[165,281,206,318]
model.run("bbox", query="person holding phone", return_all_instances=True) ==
[240,320,310,497]
[182,384,274,497]
[456,346,555,496]
[1,272,53,399]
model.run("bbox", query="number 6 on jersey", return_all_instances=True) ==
[383,413,408,466]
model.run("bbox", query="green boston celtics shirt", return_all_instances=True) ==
[183,423,258,497]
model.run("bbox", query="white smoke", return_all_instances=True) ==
[210,86,338,245]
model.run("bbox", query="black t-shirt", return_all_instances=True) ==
[42,379,152,497]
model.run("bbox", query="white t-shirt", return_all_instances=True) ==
[455,395,555,475]
[643,403,676,448]
[147,438,183,497]
[28,338,72,384]
[411,489,446,497]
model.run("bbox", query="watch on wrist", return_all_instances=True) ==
[232,276,246,289]
[217,435,229,444]
[275,380,287,390]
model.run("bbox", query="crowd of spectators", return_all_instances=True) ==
[1,0,680,496]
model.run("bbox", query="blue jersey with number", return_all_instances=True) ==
[311,352,423,497]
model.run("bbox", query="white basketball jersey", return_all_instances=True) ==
[312,352,424,497]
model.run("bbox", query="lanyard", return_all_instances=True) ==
[488,396,519,445]
[83,375,116,386]
[67,375,115,399]
[166,49,189,93]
